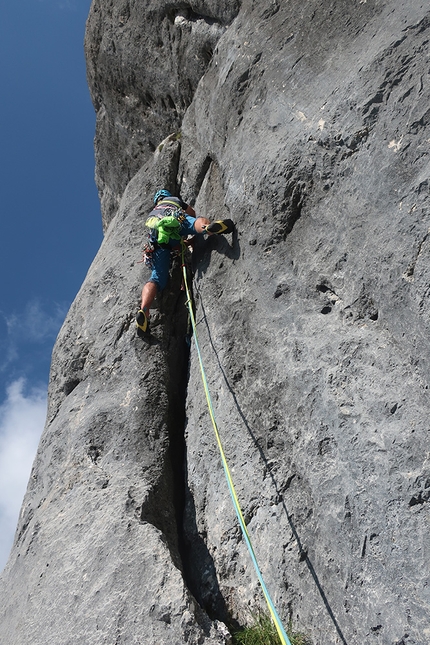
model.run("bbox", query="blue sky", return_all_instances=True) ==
[0,0,102,570]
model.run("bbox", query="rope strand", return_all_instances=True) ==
[181,244,291,645]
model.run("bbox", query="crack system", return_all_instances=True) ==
[148,261,232,628]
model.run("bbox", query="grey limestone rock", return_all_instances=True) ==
[85,0,240,229]
[0,141,229,644]
[1,1,430,644]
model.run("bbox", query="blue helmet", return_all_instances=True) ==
[153,189,171,205]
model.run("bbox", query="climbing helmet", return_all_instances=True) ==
[153,189,172,205]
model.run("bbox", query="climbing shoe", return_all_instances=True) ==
[136,309,149,335]
[206,219,235,234]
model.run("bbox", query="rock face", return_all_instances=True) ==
[1,1,429,644]
[85,0,240,229]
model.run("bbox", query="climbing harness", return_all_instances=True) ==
[180,244,291,645]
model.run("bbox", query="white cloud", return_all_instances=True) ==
[0,379,46,572]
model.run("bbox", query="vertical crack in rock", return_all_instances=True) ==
[182,469,233,626]
[137,267,191,573]
[163,284,191,575]
[153,263,231,627]
[138,261,230,625]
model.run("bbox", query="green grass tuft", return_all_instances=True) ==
[232,615,311,645]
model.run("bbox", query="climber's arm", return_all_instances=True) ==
[185,204,196,217]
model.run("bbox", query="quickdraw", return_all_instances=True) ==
[138,239,156,268]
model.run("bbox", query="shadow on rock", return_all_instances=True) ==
[193,228,241,280]
[183,471,238,631]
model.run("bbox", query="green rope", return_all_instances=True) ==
[181,244,291,645]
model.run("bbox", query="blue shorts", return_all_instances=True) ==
[149,214,197,291]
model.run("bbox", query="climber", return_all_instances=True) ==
[136,189,234,335]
